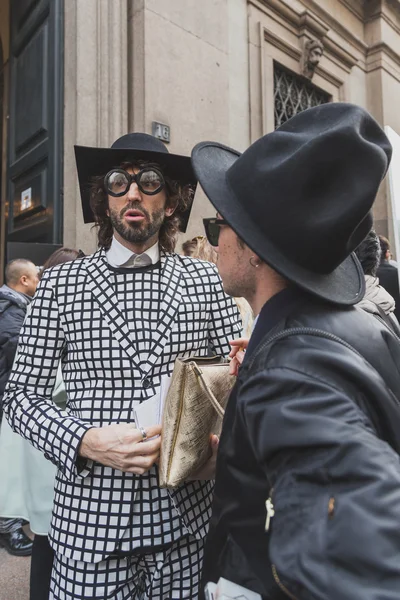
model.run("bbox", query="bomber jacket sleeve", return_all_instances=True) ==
[237,356,400,600]
[2,272,93,481]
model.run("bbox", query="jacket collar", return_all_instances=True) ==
[106,236,160,268]
[0,285,30,309]
[244,286,306,364]
[85,248,183,373]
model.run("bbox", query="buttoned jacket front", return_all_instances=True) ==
[3,249,241,563]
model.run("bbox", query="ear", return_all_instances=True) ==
[165,204,176,218]
[20,275,28,287]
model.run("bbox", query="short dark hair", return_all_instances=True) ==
[5,259,36,286]
[355,230,381,276]
[378,235,390,263]
[90,160,193,252]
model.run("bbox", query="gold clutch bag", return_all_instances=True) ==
[159,356,235,488]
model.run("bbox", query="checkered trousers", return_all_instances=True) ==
[50,535,204,600]
[3,250,241,563]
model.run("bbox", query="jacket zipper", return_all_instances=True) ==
[267,489,297,599]
[265,488,275,531]
[271,564,299,600]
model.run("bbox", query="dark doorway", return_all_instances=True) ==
[6,0,63,249]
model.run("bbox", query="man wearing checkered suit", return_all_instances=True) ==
[2,133,241,599]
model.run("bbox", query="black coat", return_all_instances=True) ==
[377,261,400,322]
[0,287,27,403]
[203,292,400,600]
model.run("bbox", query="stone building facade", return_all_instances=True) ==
[1,0,400,277]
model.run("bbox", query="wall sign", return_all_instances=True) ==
[21,187,33,211]
[152,121,170,143]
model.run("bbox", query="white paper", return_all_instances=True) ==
[133,375,172,430]
[204,582,217,600]
[133,394,160,429]
[209,577,262,600]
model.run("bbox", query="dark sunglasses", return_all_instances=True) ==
[203,218,228,247]
[104,167,165,197]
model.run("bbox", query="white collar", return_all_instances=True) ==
[251,314,259,333]
[106,236,160,268]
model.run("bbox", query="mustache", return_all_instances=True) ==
[120,203,150,220]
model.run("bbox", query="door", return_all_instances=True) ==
[6,0,63,246]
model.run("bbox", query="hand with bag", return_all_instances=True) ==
[159,356,235,488]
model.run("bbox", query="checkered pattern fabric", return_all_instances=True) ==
[50,535,204,599]
[3,249,241,564]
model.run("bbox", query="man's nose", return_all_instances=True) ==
[126,181,142,202]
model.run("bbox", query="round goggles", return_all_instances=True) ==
[104,167,165,197]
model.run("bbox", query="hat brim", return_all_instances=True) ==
[75,145,197,232]
[191,141,365,306]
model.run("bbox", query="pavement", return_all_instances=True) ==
[0,526,32,600]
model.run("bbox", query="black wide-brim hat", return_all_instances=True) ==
[75,132,197,232]
[192,103,392,305]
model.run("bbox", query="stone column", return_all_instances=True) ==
[63,0,129,253]
[365,1,400,241]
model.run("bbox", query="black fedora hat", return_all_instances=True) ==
[75,132,197,232]
[191,103,392,305]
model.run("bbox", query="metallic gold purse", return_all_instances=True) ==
[159,356,235,488]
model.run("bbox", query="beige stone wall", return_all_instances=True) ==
[64,0,251,252]
[64,0,400,252]
[63,0,129,254]
[128,0,250,247]
[248,0,400,242]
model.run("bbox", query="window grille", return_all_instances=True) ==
[274,63,330,129]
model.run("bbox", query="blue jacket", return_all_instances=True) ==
[0,286,27,406]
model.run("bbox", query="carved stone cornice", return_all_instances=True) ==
[251,0,360,73]
[366,41,400,68]
[365,0,400,37]
[252,0,368,55]
[298,10,329,39]
[323,37,359,71]
[263,27,302,61]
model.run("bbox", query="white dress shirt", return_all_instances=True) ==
[106,236,160,268]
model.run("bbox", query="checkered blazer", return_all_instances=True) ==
[3,249,241,563]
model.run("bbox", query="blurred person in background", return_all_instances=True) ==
[0,248,80,600]
[181,238,197,256]
[0,258,39,557]
[185,235,253,338]
[355,230,400,336]
[377,235,400,322]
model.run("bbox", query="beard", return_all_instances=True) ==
[109,202,166,244]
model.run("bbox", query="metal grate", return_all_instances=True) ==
[274,63,330,129]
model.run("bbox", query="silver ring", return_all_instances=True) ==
[139,426,147,441]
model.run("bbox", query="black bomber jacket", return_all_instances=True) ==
[203,292,400,600]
